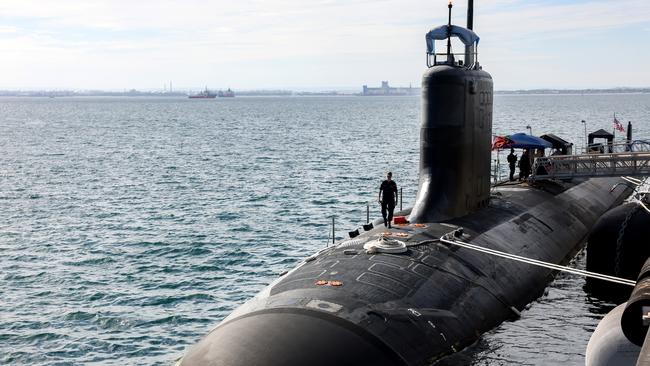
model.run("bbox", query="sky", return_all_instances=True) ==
[0,0,649,91]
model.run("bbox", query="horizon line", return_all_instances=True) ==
[1,86,650,93]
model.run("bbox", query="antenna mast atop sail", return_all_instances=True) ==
[465,0,474,65]
[446,1,453,57]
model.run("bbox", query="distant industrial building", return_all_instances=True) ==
[362,81,420,96]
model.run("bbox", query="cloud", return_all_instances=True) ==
[0,26,19,34]
[0,0,649,88]
[479,0,650,37]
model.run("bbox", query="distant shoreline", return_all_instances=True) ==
[0,87,648,97]
[495,88,650,95]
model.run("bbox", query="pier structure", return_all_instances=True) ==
[530,142,650,181]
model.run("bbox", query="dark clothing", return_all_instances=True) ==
[381,201,396,226]
[379,179,398,226]
[519,152,531,180]
[379,180,398,202]
[507,152,517,181]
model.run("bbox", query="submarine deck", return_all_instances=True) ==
[202,177,629,365]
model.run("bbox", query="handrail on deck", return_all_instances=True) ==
[427,51,478,68]
[577,140,650,155]
[530,151,650,181]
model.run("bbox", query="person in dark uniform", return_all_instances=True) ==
[519,149,531,181]
[507,148,518,181]
[378,172,398,228]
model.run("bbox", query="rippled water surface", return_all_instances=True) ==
[1,94,649,365]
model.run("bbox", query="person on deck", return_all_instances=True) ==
[507,148,518,181]
[378,172,398,228]
[519,149,532,181]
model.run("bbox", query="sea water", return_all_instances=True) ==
[1,94,649,365]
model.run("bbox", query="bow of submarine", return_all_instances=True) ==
[180,307,407,366]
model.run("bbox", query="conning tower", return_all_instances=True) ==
[410,2,493,222]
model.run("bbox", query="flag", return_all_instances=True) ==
[491,135,513,150]
[614,116,625,132]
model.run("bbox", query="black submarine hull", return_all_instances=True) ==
[179,11,633,364]
[180,177,631,366]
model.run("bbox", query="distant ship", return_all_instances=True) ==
[188,87,216,99]
[218,88,235,98]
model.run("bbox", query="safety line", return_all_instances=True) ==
[439,233,636,287]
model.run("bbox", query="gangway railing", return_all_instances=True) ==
[530,151,650,181]
[577,140,650,155]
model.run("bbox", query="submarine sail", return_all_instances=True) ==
[410,19,492,222]
[177,3,633,365]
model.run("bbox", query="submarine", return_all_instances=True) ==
[178,3,634,365]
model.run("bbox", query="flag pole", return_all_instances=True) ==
[584,120,587,149]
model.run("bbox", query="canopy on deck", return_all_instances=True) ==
[587,129,615,153]
[589,129,614,140]
[492,133,553,150]
[541,133,573,154]
[426,25,480,54]
[540,134,572,149]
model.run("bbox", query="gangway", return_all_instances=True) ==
[530,151,650,181]
[578,140,650,154]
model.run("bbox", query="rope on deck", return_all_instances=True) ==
[438,231,636,287]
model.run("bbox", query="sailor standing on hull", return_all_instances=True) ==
[507,148,518,181]
[519,149,532,181]
[378,172,398,228]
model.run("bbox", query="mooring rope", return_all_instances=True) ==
[638,200,650,215]
[439,232,636,287]
[623,176,650,214]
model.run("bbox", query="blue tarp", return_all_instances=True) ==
[506,133,553,149]
[426,25,480,54]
